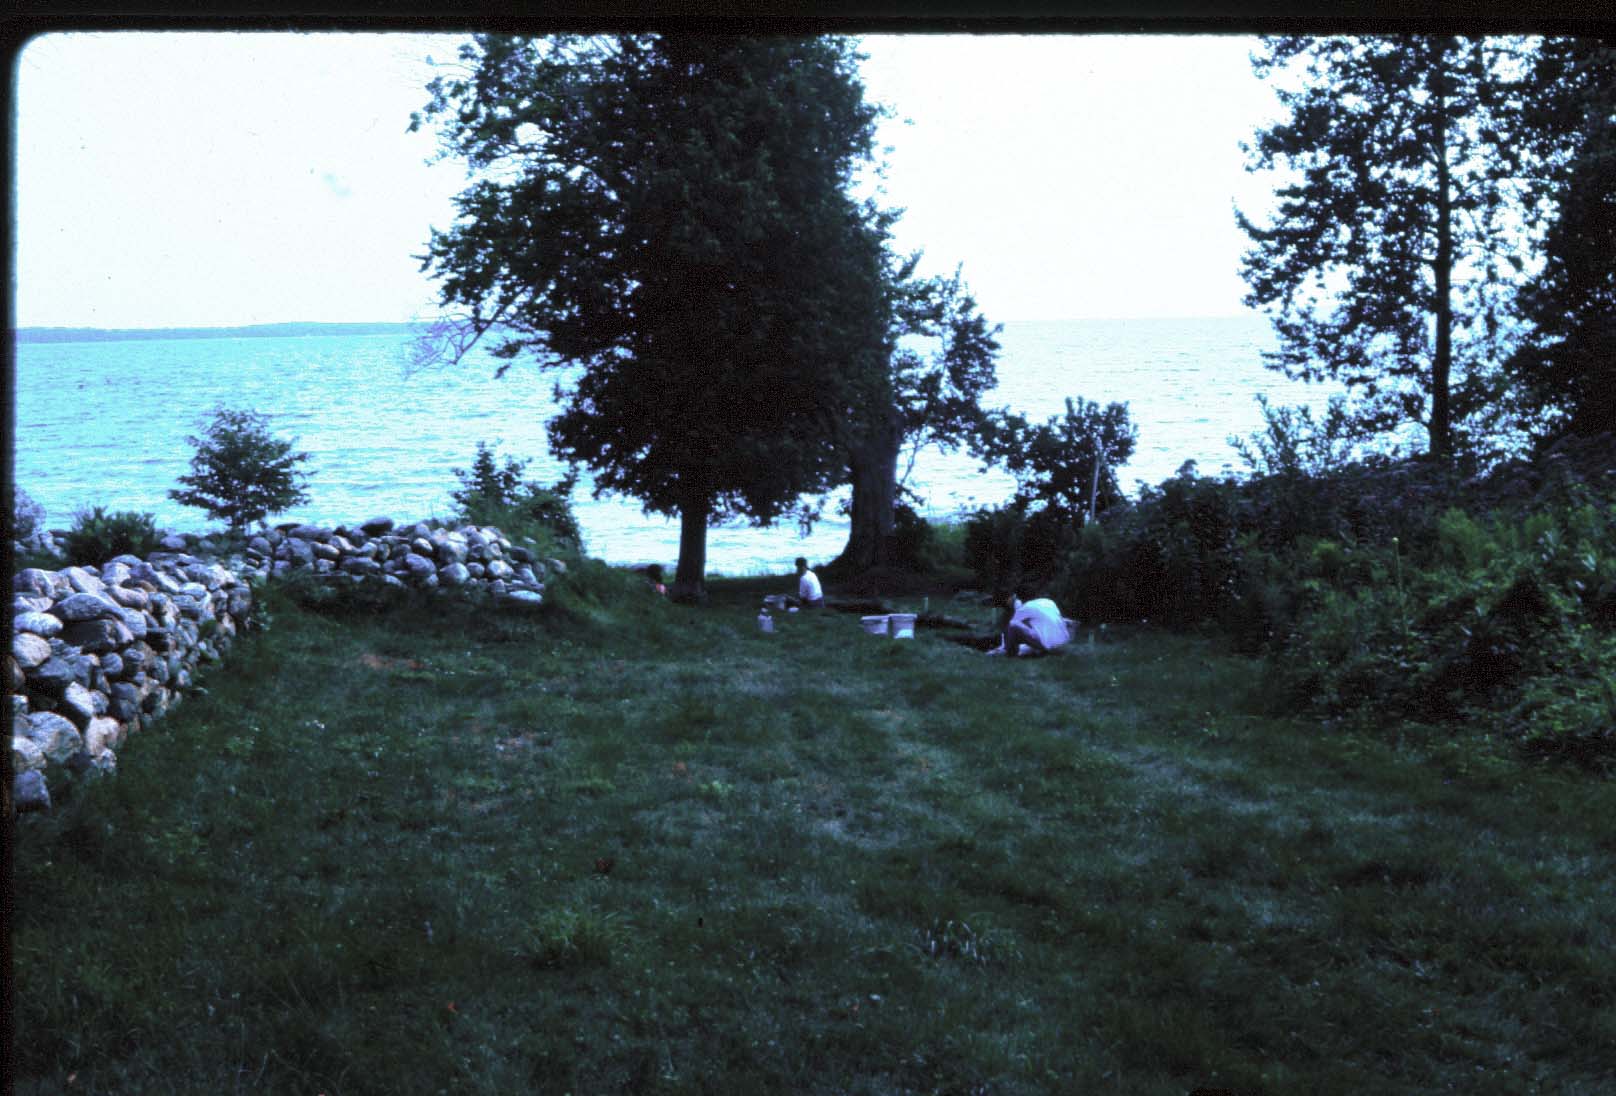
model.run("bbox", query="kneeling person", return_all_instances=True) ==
[993,590,1071,657]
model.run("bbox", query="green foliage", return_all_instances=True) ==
[168,406,311,532]
[450,441,582,557]
[1239,35,1537,457]
[60,506,161,565]
[416,35,889,593]
[978,398,1136,524]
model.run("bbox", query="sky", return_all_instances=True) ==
[13,31,1285,330]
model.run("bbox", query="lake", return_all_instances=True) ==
[13,316,1338,574]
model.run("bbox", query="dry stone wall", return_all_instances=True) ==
[10,516,552,814]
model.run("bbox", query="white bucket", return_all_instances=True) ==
[888,612,917,639]
[763,594,787,610]
[860,615,890,636]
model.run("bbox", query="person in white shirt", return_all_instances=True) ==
[789,557,824,609]
[989,588,1072,657]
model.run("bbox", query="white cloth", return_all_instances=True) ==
[798,569,823,602]
[1010,597,1070,651]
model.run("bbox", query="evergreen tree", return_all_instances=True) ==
[1505,38,1616,443]
[413,35,886,600]
[1237,35,1536,460]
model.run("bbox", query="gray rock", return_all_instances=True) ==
[271,560,293,579]
[122,644,151,671]
[227,587,253,618]
[100,651,125,679]
[516,566,540,587]
[509,545,534,564]
[248,535,273,556]
[60,617,135,654]
[467,562,486,579]
[439,562,471,586]
[311,541,341,562]
[290,523,331,542]
[159,534,190,552]
[313,559,336,575]
[13,631,53,670]
[27,656,76,694]
[383,574,407,590]
[500,589,545,609]
[14,594,55,614]
[62,565,109,594]
[285,538,315,566]
[434,535,469,565]
[11,692,30,718]
[58,682,98,728]
[547,558,568,574]
[361,515,395,535]
[107,553,145,567]
[56,592,122,622]
[25,711,83,764]
[83,716,122,755]
[13,733,46,773]
[411,536,436,558]
[100,562,134,587]
[107,584,150,611]
[340,557,382,576]
[486,559,516,580]
[113,607,149,640]
[109,683,141,722]
[14,770,51,813]
[402,552,436,581]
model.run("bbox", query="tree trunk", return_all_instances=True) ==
[833,417,902,573]
[671,496,710,603]
[1431,83,1454,460]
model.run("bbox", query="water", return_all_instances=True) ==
[13,317,1339,574]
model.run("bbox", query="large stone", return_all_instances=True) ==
[291,523,332,542]
[159,533,189,552]
[100,650,126,680]
[313,559,336,575]
[500,589,545,610]
[106,584,150,611]
[62,565,109,595]
[434,535,469,565]
[411,536,436,558]
[508,545,534,564]
[122,644,151,672]
[58,682,98,728]
[402,553,436,581]
[55,592,122,622]
[13,568,56,598]
[361,515,395,535]
[12,631,53,670]
[13,734,46,772]
[226,587,253,619]
[14,770,50,813]
[284,538,315,566]
[24,712,83,764]
[311,541,341,562]
[100,562,134,587]
[14,594,55,614]
[61,617,136,654]
[113,607,148,640]
[83,717,123,755]
[486,559,516,580]
[27,656,76,695]
[248,535,273,556]
[439,562,471,586]
[340,556,382,577]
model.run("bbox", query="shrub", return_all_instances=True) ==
[169,407,312,532]
[450,442,583,556]
[60,506,161,565]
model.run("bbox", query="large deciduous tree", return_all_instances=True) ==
[979,398,1137,525]
[1505,38,1616,444]
[1237,35,1537,460]
[828,254,1002,573]
[413,35,887,600]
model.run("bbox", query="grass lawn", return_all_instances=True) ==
[13,566,1616,1094]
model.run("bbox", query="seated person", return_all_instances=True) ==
[645,563,667,596]
[787,556,824,609]
[989,587,1072,657]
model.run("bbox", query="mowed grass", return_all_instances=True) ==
[13,568,1616,1094]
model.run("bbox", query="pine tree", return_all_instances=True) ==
[1237,35,1536,460]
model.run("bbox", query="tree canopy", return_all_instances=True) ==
[979,398,1138,525]
[413,34,888,598]
[1237,35,1538,460]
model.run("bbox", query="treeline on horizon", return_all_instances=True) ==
[14,322,426,344]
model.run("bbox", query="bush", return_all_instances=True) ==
[169,407,312,532]
[60,506,161,565]
[450,442,583,556]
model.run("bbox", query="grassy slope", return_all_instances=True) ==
[13,569,1616,1095]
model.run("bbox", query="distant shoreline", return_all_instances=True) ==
[14,322,427,345]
